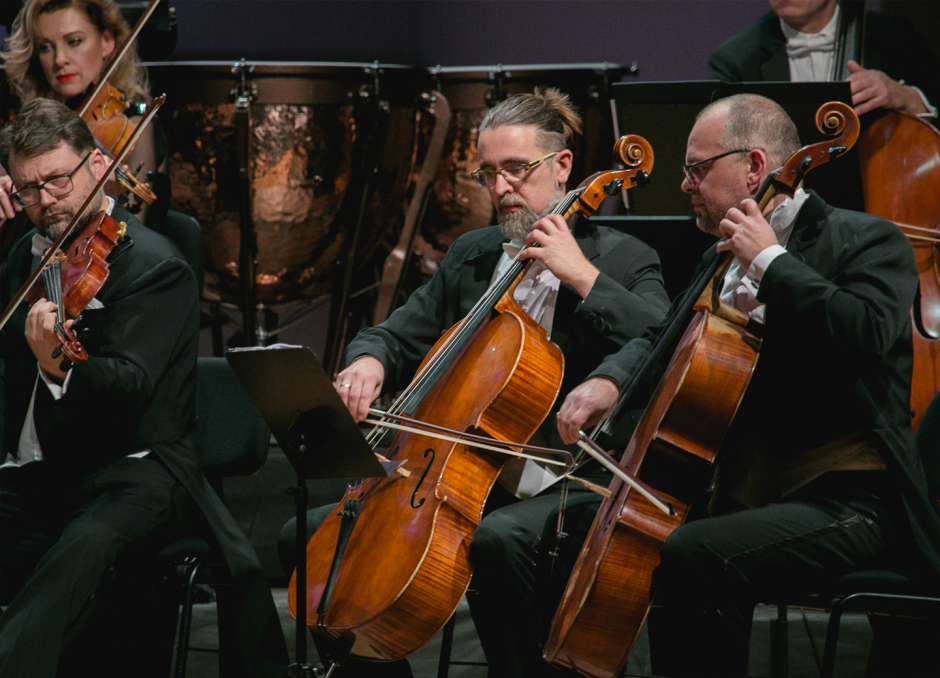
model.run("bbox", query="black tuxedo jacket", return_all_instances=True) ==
[1,205,200,476]
[345,220,671,450]
[707,10,940,109]
[0,203,273,591]
[592,192,940,573]
[1,203,288,673]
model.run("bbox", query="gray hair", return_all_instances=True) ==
[479,87,583,153]
[698,94,801,169]
[0,98,97,169]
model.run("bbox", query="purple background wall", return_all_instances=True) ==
[6,0,915,84]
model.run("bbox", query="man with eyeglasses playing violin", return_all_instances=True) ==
[0,99,288,678]
[278,87,670,677]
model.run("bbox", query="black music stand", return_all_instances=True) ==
[226,345,390,676]
[612,80,864,215]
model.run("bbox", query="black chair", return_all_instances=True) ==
[436,590,488,678]
[771,391,940,678]
[160,356,271,678]
[162,209,205,295]
[160,210,227,356]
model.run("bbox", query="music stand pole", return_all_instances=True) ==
[225,346,390,677]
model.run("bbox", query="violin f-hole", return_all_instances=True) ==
[409,449,435,509]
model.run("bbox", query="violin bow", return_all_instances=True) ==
[77,0,162,118]
[0,95,166,332]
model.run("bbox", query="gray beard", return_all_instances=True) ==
[497,187,562,240]
[38,210,74,240]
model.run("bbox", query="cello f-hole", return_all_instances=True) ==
[410,449,435,509]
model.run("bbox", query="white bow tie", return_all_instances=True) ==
[786,31,835,59]
[31,233,54,257]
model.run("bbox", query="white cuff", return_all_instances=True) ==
[905,84,937,119]
[748,245,788,284]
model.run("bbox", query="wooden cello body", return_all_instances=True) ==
[543,102,860,678]
[543,303,759,677]
[293,290,564,661]
[857,111,940,430]
[288,136,656,663]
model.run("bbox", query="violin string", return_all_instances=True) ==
[41,261,65,327]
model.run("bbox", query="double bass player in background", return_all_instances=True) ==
[707,0,939,117]
[279,88,670,677]
[558,93,940,676]
[0,100,288,678]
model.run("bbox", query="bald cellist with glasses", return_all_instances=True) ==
[558,93,940,678]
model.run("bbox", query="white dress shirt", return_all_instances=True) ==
[719,188,808,324]
[490,239,566,499]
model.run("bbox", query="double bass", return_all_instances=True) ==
[288,136,656,664]
[543,102,860,678]
[832,1,940,431]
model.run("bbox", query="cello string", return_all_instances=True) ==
[367,187,583,448]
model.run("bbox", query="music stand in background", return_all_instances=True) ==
[226,345,390,676]
[612,80,864,216]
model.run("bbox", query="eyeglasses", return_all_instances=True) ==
[10,153,92,208]
[682,149,753,186]
[470,151,559,188]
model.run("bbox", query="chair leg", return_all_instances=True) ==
[437,613,457,678]
[770,603,789,678]
[174,558,204,678]
[820,598,846,678]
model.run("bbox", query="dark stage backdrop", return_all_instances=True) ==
[1,1,889,82]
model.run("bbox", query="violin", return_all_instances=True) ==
[80,82,158,210]
[288,136,656,665]
[543,102,860,678]
[0,97,165,366]
[24,211,127,369]
[75,0,163,212]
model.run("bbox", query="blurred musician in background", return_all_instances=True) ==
[0,98,287,678]
[558,93,940,677]
[0,0,168,231]
[707,0,939,117]
[280,88,670,677]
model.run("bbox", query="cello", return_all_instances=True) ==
[288,135,655,664]
[543,102,860,678]
[831,0,940,431]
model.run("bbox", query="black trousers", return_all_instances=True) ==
[648,471,928,677]
[0,456,185,678]
[278,482,602,678]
